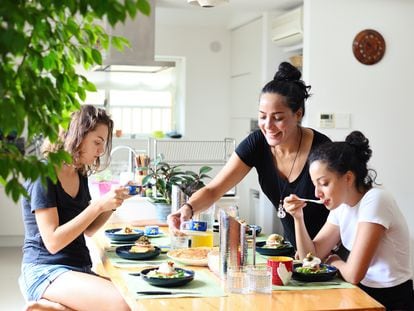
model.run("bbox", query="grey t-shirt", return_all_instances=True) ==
[21,174,92,267]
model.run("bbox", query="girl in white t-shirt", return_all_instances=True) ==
[284,131,414,310]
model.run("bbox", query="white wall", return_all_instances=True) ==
[304,0,414,269]
[155,24,231,140]
[0,187,24,246]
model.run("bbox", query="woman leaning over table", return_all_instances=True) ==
[168,61,330,250]
[19,105,131,311]
[284,131,414,310]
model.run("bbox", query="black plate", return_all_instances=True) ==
[140,267,195,287]
[115,245,161,260]
[255,241,295,257]
[105,228,144,242]
[292,263,337,282]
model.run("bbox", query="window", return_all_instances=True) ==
[110,90,172,134]
[84,65,178,136]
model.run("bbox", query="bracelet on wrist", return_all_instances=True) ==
[182,203,194,217]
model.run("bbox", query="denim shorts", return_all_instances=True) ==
[19,263,95,301]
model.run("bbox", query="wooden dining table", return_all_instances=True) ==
[90,224,385,311]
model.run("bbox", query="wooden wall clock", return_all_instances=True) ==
[352,29,386,65]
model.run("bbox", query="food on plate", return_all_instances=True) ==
[263,233,287,248]
[129,236,155,253]
[296,252,328,274]
[116,226,135,234]
[147,262,185,279]
[168,247,211,261]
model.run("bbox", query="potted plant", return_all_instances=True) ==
[140,154,212,221]
[141,155,183,205]
[178,166,212,197]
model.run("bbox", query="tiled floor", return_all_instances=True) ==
[0,247,26,311]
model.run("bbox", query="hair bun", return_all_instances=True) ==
[345,131,372,163]
[274,62,301,82]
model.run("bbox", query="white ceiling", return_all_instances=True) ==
[156,0,303,29]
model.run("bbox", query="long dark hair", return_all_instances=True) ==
[309,131,377,192]
[261,62,311,116]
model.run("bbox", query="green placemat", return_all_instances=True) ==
[272,277,355,291]
[123,270,227,299]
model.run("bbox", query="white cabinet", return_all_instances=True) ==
[230,19,262,77]
[229,18,262,119]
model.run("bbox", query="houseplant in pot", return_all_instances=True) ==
[141,154,212,221]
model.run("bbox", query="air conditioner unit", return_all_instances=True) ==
[271,6,303,47]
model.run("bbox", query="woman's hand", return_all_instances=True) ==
[167,204,193,236]
[284,194,307,219]
[98,186,130,212]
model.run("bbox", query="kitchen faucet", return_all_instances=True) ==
[110,145,138,177]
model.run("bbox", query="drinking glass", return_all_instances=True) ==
[247,265,272,294]
[170,235,191,249]
[226,266,249,294]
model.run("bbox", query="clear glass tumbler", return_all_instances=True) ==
[247,264,272,294]
[226,266,249,294]
[170,235,191,249]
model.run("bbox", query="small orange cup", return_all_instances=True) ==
[267,256,293,286]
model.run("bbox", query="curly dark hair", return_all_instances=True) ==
[308,131,377,192]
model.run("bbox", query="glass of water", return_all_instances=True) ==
[170,235,191,249]
[226,266,249,294]
[247,264,272,294]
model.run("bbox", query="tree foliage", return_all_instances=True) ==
[0,0,150,201]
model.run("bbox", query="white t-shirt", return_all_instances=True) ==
[327,187,412,288]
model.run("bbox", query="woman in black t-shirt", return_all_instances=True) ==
[20,105,130,311]
[168,62,331,250]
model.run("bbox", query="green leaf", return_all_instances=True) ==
[82,79,97,92]
[91,48,102,65]
[77,86,86,101]
[137,0,151,16]
[43,52,57,70]
[200,166,213,174]
[125,0,137,18]
[111,36,130,51]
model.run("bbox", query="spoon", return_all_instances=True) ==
[298,198,324,204]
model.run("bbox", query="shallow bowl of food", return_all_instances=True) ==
[292,263,338,282]
[140,267,195,287]
[115,245,161,260]
[105,228,144,242]
[255,241,295,257]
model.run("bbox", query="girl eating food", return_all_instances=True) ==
[284,131,414,310]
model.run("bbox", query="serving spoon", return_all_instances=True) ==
[298,198,324,204]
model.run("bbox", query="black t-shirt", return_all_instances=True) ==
[235,129,331,249]
[21,173,92,267]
